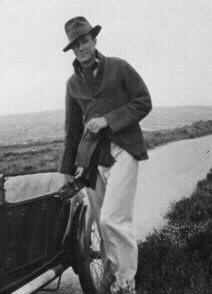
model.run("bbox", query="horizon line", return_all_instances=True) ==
[0,105,212,118]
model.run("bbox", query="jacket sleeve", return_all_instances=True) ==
[104,60,152,133]
[59,82,84,175]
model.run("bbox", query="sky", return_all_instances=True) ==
[0,0,212,115]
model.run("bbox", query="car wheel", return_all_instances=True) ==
[77,203,104,294]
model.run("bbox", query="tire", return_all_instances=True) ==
[77,202,104,294]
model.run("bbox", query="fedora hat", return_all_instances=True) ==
[63,16,101,52]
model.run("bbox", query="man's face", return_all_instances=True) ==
[72,33,96,65]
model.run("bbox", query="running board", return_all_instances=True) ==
[12,265,64,294]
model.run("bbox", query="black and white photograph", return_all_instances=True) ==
[0,1,212,293]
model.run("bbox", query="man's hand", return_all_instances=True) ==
[74,166,84,179]
[63,174,75,185]
[85,117,108,134]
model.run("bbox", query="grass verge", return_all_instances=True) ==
[136,168,212,293]
[144,120,212,149]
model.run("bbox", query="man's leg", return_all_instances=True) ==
[86,173,113,293]
[99,143,138,293]
[86,173,106,234]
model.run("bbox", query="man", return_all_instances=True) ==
[59,16,152,294]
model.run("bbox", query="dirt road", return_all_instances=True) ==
[134,134,212,240]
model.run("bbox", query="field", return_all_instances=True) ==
[0,119,212,174]
[141,106,212,131]
[0,106,212,146]
[0,105,212,174]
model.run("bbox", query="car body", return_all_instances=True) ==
[0,170,100,294]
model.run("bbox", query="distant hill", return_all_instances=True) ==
[0,110,64,146]
[0,106,212,146]
[141,106,212,131]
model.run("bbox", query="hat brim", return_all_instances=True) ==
[63,25,101,52]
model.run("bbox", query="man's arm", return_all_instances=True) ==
[59,82,84,176]
[104,60,152,133]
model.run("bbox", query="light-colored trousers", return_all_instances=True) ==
[86,143,138,285]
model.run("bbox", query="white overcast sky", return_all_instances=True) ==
[0,0,212,115]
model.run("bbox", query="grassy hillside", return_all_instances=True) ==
[142,106,212,131]
[136,168,212,293]
[0,110,64,146]
[0,120,212,174]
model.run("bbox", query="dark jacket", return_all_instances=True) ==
[59,51,152,180]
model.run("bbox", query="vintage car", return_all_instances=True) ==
[0,170,103,294]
